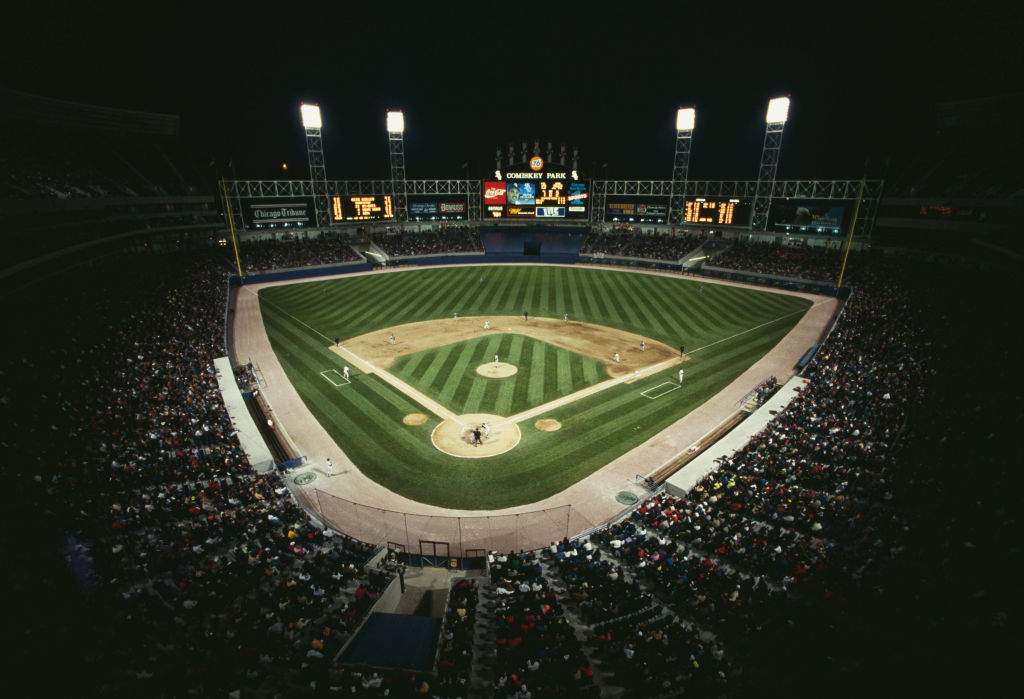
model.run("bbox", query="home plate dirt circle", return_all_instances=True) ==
[476,362,518,378]
[431,413,521,458]
[403,413,428,425]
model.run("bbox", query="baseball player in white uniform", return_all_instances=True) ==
[343,366,350,381]
[494,354,499,367]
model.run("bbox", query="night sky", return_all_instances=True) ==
[6,3,1021,183]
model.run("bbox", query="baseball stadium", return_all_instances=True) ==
[4,10,1021,698]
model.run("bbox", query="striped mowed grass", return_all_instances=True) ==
[259,265,812,509]
[389,334,605,416]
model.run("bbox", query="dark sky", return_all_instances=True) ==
[6,3,1021,182]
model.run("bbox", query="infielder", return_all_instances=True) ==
[640,340,646,352]
[614,352,620,363]
[484,320,490,329]
[326,458,333,477]
[679,369,684,384]
[454,312,458,320]
[343,366,350,381]
[563,312,568,322]
[390,333,396,345]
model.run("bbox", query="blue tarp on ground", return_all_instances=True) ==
[338,612,440,672]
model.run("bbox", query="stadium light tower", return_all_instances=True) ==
[386,109,409,223]
[300,103,330,229]
[751,96,790,230]
[668,107,696,226]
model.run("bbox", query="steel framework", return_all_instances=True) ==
[667,127,694,225]
[222,178,883,236]
[751,120,787,230]
[304,126,330,228]
[388,129,409,222]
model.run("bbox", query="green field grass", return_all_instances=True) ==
[259,265,813,509]
[389,334,606,416]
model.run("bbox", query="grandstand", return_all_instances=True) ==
[4,88,1018,699]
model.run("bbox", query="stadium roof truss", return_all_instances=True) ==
[221,178,881,235]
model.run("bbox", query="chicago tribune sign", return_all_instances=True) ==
[254,206,307,220]
[244,198,314,227]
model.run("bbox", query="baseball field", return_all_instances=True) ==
[254,264,814,510]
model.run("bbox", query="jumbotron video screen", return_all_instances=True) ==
[484,158,588,220]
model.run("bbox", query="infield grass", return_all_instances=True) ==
[389,334,605,416]
[259,265,813,509]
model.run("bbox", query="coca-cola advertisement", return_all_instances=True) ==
[484,181,507,205]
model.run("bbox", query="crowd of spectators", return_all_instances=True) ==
[2,133,199,199]
[488,550,596,697]
[709,239,863,282]
[435,578,477,693]
[571,254,1017,692]
[7,228,1016,695]
[581,229,705,261]
[5,253,388,695]
[238,233,362,272]
[371,225,483,257]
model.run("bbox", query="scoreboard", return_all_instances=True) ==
[683,198,751,226]
[485,165,588,219]
[331,195,394,222]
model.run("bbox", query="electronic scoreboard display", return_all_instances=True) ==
[485,162,588,219]
[683,198,751,226]
[331,195,394,222]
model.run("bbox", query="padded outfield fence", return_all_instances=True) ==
[300,488,600,558]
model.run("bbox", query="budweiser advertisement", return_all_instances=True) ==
[484,181,507,205]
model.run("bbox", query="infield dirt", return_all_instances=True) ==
[340,315,682,377]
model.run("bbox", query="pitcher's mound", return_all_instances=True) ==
[403,413,428,425]
[535,419,562,432]
[432,413,521,458]
[477,362,517,378]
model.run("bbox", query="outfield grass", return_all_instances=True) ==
[259,265,812,509]
[389,334,606,416]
